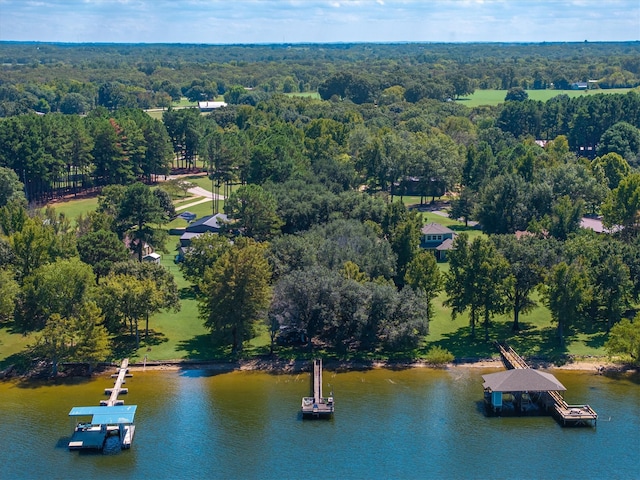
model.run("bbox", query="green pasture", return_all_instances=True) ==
[457,88,632,107]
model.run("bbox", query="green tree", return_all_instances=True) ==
[404,249,442,323]
[597,122,640,164]
[77,229,129,282]
[20,257,95,331]
[548,195,585,241]
[601,173,640,233]
[109,260,181,337]
[389,210,422,286]
[505,87,528,102]
[592,152,631,190]
[70,301,112,374]
[605,316,640,364]
[593,254,633,333]
[542,260,591,347]
[9,217,59,280]
[32,313,71,376]
[449,187,476,226]
[0,268,19,321]
[492,235,555,331]
[180,232,231,286]
[0,166,26,208]
[0,199,28,236]
[224,184,283,241]
[117,182,169,261]
[199,239,272,353]
[445,234,508,339]
[96,273,157,348]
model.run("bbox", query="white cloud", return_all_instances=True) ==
[0,0,637,42]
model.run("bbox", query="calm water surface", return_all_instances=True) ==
[0,367,638,480]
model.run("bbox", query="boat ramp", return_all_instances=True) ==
[482,343,597,427]
[68,358,137,451]
[301,358,334,418]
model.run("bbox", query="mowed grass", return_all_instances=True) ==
[48,196,99,224]
[127,256,209,362]
[457,88,632,107]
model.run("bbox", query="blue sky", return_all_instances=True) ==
[0,0,638,44]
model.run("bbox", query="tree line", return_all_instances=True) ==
[0,42,638,115]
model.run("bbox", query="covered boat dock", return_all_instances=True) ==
[68,405,137,450]
[67,359,138,450]
[482,369,566,414]
[485,342,597,426]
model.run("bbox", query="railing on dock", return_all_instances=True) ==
[493,342,597,426]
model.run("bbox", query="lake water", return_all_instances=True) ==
[0,367,638,480]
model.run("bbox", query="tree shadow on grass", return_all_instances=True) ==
[179,286,197,300]
[424,320,570,363]
[0,319,28,335]
[449,224,481,233]
[110,334,140,360]
[176,334,231,360]
[142,329,168,347]
[0,350,34,373]
[584,332,608,349]
[506,324,568,364]
[425,325,499,360]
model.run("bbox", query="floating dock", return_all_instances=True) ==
[68,358,137,450]
[483,343,597,427]
[301,358,334,418]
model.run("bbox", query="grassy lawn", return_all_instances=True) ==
[457,88,632,107]
[286,92,321,99]
[48,196,99,224]
[127,256,208,361]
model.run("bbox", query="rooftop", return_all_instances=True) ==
[482,369,566,393]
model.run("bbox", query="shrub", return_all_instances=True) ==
[424,346,454,365]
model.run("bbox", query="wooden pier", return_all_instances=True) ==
[493,342,597,426]
[68,359,137,450]
[301,359,334,418]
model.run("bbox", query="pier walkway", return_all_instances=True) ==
[301,359,334,418]
[68,359,137,450]
[103,358,132,406]
[494,342,597,426]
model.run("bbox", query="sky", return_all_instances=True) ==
[0,0,638,44]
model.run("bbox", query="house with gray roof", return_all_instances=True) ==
[420,222,456,261]
[176,213,229,262]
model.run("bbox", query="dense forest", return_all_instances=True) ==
[1,41,639,115]
[1,42,640,374]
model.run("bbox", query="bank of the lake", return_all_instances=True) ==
[1,366,638,480]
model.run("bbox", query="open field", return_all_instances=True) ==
[47,196,99,224]
[458,88,633,107]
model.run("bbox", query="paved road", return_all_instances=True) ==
[188,186,225,200]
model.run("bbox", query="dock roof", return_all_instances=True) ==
[482,369,566,393]
[69,405,137,424]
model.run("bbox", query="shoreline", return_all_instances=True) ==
[3,356,635,381]
[120,356,633,375]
